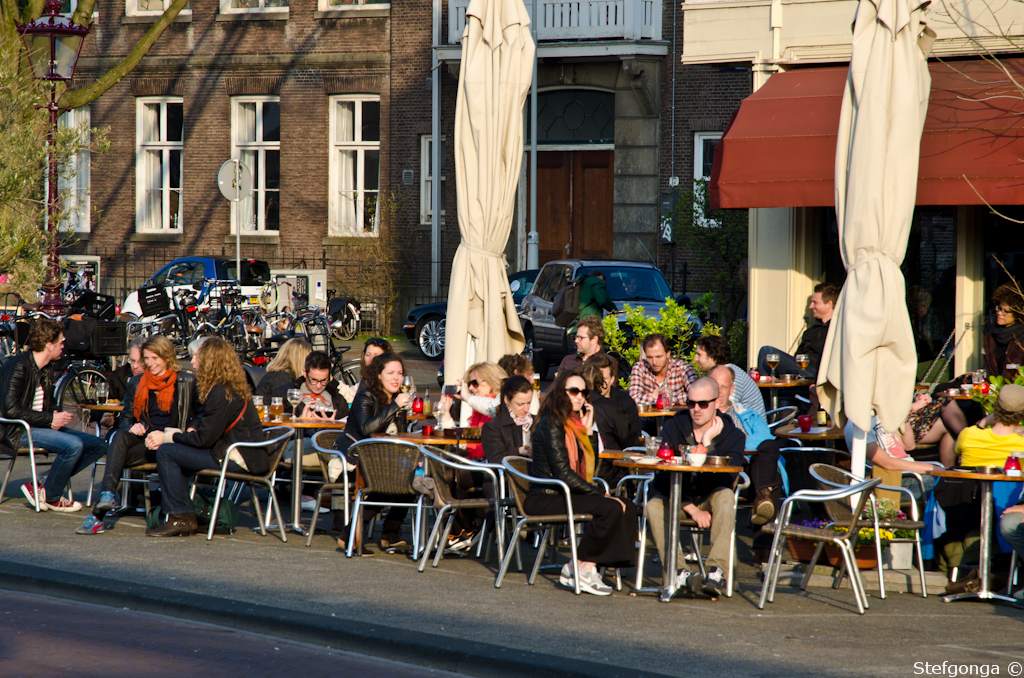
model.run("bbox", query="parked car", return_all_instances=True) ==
[404,269,539,359]
[519,259,700,378]
[121,257,272,319]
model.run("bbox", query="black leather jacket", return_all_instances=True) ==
[0,352,56,453]
[171,385,267,474]
[481,403,533,465]
[528,414,602,497]
[342,388,400,449]
[118,371,197,433]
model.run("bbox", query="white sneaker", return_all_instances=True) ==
[559,563,574,588]
[1012,588,1024,602]
[300,497,329,513]
[577,569,613,596]
[674,569,703,596]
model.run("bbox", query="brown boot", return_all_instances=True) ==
[751,487,776,526]
[147,513,197,537]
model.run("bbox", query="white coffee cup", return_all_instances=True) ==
[688,452,707,467]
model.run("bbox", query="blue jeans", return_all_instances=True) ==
[1000,510,1024,561]
[903,473,938,502]
[157,442,244,515]
[25,427,108,500]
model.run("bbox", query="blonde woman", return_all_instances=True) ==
[79,335,197,534]
[146,337,265,538]
[256,338,312,399]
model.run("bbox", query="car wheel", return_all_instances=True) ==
[416,316,445,360]
[523,332,548,380]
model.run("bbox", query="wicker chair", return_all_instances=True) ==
[416,447,500,571]
[495,456,598,595]
[780,447,851,496]
[766,407,798,431]
[634,471,749,597]
[346,438,425,558]
[192,426,293,542]
[809,463,928,599]
[759,471,882,614]
[0,418,44,511]
[304,430,351,547]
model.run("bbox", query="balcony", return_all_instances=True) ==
[447,0,662,45]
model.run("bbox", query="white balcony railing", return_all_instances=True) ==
[448,0,661,45]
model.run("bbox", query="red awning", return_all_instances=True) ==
[709,60,1024,209]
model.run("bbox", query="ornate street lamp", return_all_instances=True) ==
[18,0,91,313]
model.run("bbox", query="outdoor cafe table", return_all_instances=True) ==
[757,377,813,410]
[774,422,845,444]
[925,467,1022,605]
[265,416,348,535]
[614,458,742,602]
[78,402,125,414]
[639,407,684,434]
[372,430,462,446]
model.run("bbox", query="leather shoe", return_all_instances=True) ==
[146,513,198,537]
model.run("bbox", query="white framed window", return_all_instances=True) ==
[59,0,98,17]
[317,0,388,10]
[328,95,380,237]
[58,106,91,233]
[419,134,445,225]
[221,0,287,14]
[693,131,722,227]
[126,0,191,17]
[135,97,183,232]
[231,97,280,234]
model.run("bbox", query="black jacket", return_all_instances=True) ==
[255,370,295,400]
[107,362,134,402]
[654,410,746,505]
[481,403,534,465]
[342,388,400,449]
[118,371,197,433]
[797,320,830,372]
[591,386,641,452]
[171,385,268,474]
[0,352,56,453]
[528,414,602,497]
[271,375,350,419]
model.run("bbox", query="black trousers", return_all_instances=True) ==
[748,439,783,494]
[100,431,156,494]
[524,492,637,568]
[359,495,409,542]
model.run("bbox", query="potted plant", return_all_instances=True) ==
[823,500,913,569]
[785,518,829,562]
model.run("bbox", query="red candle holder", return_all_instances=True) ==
[412,396,424,414]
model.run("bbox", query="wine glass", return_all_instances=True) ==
[401,376,414,408]
[286,388,302,416]
[795,354,809,379]
[766,353,781,381]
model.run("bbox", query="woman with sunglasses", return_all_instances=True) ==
[338,337,392,403]
[439,362,507,459]
[525,370,637,595]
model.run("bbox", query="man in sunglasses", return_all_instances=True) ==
[644,377,745,598]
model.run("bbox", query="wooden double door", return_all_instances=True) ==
[529,150,614,265]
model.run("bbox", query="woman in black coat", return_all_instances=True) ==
[335,351,411,552]
[146,337,266,538]
[482,376,535,464]
[526,370,637,596]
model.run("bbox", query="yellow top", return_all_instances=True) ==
[955,427,1024,467]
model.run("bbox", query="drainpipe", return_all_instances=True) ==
[526,0,539,269]
[431,0,441,297]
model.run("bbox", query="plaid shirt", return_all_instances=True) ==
[628,358,698,406]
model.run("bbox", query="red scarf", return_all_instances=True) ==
[564,414,595,482]
[133,369,177,421]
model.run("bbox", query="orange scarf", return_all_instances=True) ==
[564,415,595,483]
[133,369,177,421]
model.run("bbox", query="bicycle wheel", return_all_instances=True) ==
[335,358,361,387]
[306,315,332,354]
[56,367,110,433]
[332,304,359,340]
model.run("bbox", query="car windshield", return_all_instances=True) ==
[578,266,672,303]
[226,261,271,286]
[510,271,537,303]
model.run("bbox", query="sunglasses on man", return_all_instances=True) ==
[688,399,715,410]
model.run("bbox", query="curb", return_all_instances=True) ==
[0,559,670,678]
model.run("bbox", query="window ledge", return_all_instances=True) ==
[216,11,289,21]
[314,7,389,18]
[131,232,182,243]
[121,13,192,23]
[322,235,376,245]
[226,233,280,244]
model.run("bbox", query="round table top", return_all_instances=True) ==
[270,417,348,429]
[925,467,1022,482]
[756,378,813,389]
[775,423,845,441]
[639,408,684,418]
[598,450,629,460]
[78,402,124,412]
[372,431,462,446]
[613,459,742,473]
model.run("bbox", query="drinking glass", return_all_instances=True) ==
[270,397,284,422]
[532,373,541,392]
[795,353,809,378]
[972,370,986,392]
[253,395,265,422]
[96,382,108,403]
[766,353,781,380]
[401,377,414,409]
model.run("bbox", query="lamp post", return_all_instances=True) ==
[18,0,91,314]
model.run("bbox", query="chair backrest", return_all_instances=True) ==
[809,462,859,525]
[423,452,456,506]
[766,406,798,430]
[349,438,421,496]
[311,430,344,452]
[502,455,532,517]
[777,475,882,540]
[780,446,851,494]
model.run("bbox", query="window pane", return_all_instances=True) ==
[169,150,181,189]
[239,103,256,143]
[339,192,357,231]
[364,150,379,191]
[336,102,354,143]
[265,150,280,190]
[59,0,73,13]
[240,150,257,231]
[167,103,183,142]
[171,189,182,229]
[241,150,258,188]
[232,0,259,6]
[265,191,280,231]
[262,102,280,142]
[138,0,161,11]
[265,0,288,7]
[338,149,356,192]
[361,100,380,142]
[363,192,378,232]
[143,104,160,142]
[701,138,718,179]
[145,150,163,190]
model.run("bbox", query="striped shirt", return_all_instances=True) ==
[728,364,766,421]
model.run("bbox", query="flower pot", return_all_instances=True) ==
[884,541,914,570]
[824,544,879,569]
[786,537,820,563]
